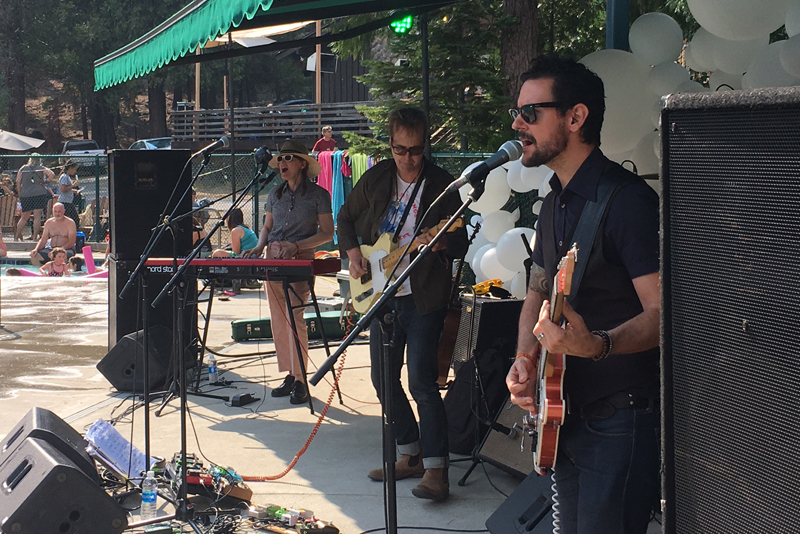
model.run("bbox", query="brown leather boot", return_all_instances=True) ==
[368,453,424,481]
[412,467,449,502]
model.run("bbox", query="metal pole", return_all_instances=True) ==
[228,32,236,199]
[606,0,630,51]
[421,14,430,126]
[315,21,322,104]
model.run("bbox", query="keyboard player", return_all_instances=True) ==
[242,140,334,405]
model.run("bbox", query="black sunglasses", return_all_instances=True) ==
[391,144,425,156]
[276,154,295,162]
[508,102,563,124]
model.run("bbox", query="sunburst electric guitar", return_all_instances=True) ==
[350,218,464,314]
[525,244,577,475]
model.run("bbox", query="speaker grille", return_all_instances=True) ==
[662,88,800,534]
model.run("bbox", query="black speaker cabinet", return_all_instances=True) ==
[0,408,98,484]
[479,400,534,479]
[0,438,128,534]
[486,470,553,534]
[661,87,800,534]
[108,257,196,347]
[108,149,192,260]
[97,324,174,392]
[452,297,523,365]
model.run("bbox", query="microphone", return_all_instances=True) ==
[192,135,230,159]
[254,146,272,175]
[446,140,523,194]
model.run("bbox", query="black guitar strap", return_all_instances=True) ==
[392,161,427,243]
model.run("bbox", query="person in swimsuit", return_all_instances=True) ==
[39,247,70,277]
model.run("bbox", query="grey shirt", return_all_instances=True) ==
[58,173,74,203]
[265,179,332,242]
[18,165,50,198]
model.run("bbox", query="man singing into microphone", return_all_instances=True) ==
[337,107,467,501]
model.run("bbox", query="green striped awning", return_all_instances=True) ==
[94,0,451,91]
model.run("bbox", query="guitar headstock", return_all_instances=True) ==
[556,244,578,295]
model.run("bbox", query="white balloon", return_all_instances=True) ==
[779,34,800,78]
[481,247,518,282]
[505,159,526,192]
[510,271,528,300]
[465,231,490,263]
[471,243,493,282]
[631,131,660,176]
[709,70,743,91]
[713,36,769,74]
[689,28,722,72]
[629,13,685,66]
[459,165,511,214]
[684,42,712,72]
[687,0,790,41]
[605,150,634,166]
[518,163,553,193]
[496,227,536,272]
[580,49,657,154]
[745,41,800,88]
[532,198,543,216]
[482,210,517,243]
[788,0,800,37]
[470,215,483,227]
[647,61,690,97]
[676,80,710,93]
[537,174,552,198]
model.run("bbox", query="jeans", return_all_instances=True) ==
[553,403,660,534]
[370,295,448,469]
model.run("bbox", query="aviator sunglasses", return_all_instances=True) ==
[508,102,563,124]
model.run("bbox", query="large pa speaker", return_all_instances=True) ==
[478,400,535,479]
[0,437,128,534]
[108,257,196,347]
[661,87,800,534]
[0,407,98,484]
[97,324,174,392]
[109,149,192,260]
[486,470,553,534]
[451,297,523,366]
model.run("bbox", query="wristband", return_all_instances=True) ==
[515,353,536,364]
[591,330,613,361]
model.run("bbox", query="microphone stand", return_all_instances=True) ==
[309,183,483,534]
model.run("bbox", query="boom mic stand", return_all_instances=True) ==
[309,183,482,534]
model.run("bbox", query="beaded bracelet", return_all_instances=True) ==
[515,353,536,364]
[591,330,612,361]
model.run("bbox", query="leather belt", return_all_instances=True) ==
[580,391,654,419]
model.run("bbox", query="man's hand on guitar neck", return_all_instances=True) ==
[416,228,448,253]
[533,299,604,359]
[347,247,369,279]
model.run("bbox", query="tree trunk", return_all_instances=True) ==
[501,0,540,100]
[90,93,117,149]
[6,53,26,132]
[148,79,168,137]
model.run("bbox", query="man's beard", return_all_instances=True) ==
[521,126,568,168]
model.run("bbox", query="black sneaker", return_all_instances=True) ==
[271,374,295,397]
[289,381,309,404]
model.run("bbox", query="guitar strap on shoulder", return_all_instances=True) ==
[392,161,427,243]
[565,171,633,303]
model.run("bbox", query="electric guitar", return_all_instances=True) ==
[524,244,577,475]
[350,218,464,314]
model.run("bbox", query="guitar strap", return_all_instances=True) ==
[391,161,427,244]
[559,168,634,303]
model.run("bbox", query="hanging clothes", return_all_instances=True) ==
[331,150,346,244]
[349,153,369,185]
[316,151,334,195]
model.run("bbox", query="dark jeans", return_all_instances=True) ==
[369,295,448,469]
[553,403,660,534]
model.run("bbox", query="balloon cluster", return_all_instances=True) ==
[587,2,800,178]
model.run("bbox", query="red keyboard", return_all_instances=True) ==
[144,257,341,280]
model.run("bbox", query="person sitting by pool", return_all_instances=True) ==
[211,208,258,258]
[0,233,7,258]
[39,247,70,277]
[30,202,76,267]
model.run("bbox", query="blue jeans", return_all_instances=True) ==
[553,404,659,534]
[370,296,448,469]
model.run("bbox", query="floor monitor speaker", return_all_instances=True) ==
[0,438,128,534]
[662,87,800,533]
[0,408,98,484]
[478,399,534,478]
[97,324,173,392]
[108,149,192,260]
[486,470,553,534]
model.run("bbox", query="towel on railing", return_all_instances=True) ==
[316,151,334,194]
[349,153,369,185]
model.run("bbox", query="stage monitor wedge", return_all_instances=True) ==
[109,149,193,260]
[661,87,800,534]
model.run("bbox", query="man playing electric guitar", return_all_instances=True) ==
[506,56,660,534]
[337,107,467,502]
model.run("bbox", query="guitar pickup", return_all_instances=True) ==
[354,289,373,303]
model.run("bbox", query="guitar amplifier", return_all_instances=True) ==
[451,296,523,365]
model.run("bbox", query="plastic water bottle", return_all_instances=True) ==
[208,355,218,385]
[141,470,158,520]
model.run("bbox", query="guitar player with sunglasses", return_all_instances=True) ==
[337,107,467,502]
[506,56,661,534]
